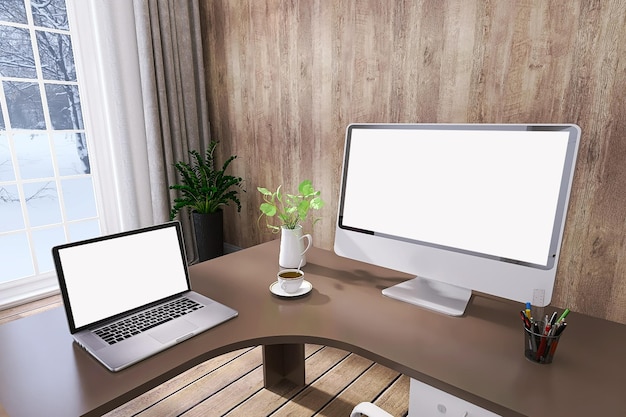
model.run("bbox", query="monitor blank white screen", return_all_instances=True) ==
[340,128,570,267]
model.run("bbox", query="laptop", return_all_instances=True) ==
[52,221,238,372]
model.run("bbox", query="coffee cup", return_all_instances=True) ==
[277,269,304,294]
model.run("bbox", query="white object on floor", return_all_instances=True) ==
[350,402,394,417]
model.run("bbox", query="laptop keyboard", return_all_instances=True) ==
[94,297,204,345]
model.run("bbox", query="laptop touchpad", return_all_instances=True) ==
[149,319,198,344]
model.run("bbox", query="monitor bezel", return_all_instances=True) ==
[337,123,580,270]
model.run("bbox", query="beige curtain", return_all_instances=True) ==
[132,0,211,262]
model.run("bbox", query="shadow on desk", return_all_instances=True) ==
[269,288,331,306]
[464,293,521,326]
[304,262,409,292]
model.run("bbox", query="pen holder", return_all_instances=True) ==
[523,321,562,364]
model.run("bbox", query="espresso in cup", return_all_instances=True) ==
[278,269,304,294]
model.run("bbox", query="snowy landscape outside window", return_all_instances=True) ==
[0,0,100,284]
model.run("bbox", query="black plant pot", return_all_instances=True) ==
[192,210,224,262]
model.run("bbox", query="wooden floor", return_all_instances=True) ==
[0,295,409,417]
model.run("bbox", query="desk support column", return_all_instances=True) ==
[262,344,305,388]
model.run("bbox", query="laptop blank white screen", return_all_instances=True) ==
[57,226,189,329]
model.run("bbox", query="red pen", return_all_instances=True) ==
[536,335,548,360]
[548,323,567,357]
[536,319,553,361]
[519,310,531,329]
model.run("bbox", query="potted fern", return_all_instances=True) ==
[169,141,244,261]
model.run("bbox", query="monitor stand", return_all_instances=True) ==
[382,277,472,316]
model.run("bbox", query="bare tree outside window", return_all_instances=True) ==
[0,25,36,77]
[31,0,69,30]
[0,0,27,26]
[3,81,46,129]
[37,31,76,81]
[0,0,100,284]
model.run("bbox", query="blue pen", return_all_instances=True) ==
[525,302,532,319]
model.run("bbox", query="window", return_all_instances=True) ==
[0,0,100,292]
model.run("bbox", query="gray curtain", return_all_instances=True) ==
[132,0,211,262]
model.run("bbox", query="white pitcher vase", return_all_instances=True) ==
[279,225,312,268]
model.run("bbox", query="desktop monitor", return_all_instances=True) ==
[334,123,580,316]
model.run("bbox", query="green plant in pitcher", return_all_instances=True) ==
[257,180,325,232]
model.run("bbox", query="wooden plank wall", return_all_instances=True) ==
[199,1,626,324]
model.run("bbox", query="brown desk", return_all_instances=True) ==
[1,241,625,416]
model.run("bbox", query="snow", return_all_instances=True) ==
[0,132,100,283]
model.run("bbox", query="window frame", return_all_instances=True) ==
[0,0,144,309]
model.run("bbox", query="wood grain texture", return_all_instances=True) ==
[0,294,62,326]
[224,346,350,416]
[317,363,406,416]
[104,347,258,417]
[200,1,626,323]
[272,352,374,416]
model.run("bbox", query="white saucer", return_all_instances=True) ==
[270,280,313,298]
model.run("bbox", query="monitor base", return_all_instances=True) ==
[382,277,472,316]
